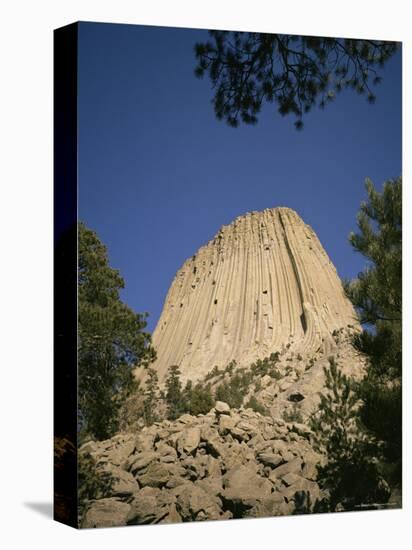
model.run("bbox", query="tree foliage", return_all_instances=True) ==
[194,32,399,129]
[346,177,402,327]
[165,365,185,420]
[78,222,155,441]
[78,452,114,525]
[215,369,253,408]
[182,380,215,416]
[310,357,388,511]
[345,177,402,483]
[143,368,160,426]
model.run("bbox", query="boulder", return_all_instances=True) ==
[79,441,98,455]
[137,462,170,488]
[282,472,301,487]
[222,464,272,511]
[246,492,287,518]
[82,498,131,528]
[174,482,223,521]
[99,465,139,497]
[215,401,231,415]
[127,487,170,524]
[302,461,318,481]
[177,427,201,456]
[206,455,222,478]
[155,441,178,463]
[135,432,156,453]
[271,457,302,479]
[280,477,321,503]
[218,414,238,435]
[257,452,284,469]
[290,422,312,439]
[158,503,182,524]
[200,426,225,457]
[126,451,157,475]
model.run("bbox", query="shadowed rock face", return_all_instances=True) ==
[149,207,358,384]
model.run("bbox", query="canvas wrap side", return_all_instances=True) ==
[54,22,79,529]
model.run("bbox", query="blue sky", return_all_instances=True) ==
[78,22,402,333]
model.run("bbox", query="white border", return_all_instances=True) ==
[0,1,409,548]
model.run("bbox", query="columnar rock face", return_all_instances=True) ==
[151,207,358,383]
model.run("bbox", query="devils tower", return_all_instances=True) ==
[81,207,369,528]
[150,207,359,384]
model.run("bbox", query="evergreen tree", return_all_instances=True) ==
[165,365,185,420]
[194,32,399,129]
[309,357,388,511]
[78,222,155,441]
[345,177,402,485]
[143,368,160,426]
[182,380,215,416]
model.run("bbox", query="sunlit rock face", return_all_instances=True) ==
[149,207,359,384]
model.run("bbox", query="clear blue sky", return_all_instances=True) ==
[78,22,402,333]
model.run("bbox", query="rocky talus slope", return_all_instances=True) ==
[81,402,325,527]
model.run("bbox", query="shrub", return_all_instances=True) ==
[282,404,303,423]
[269,351,280,363]
[245,396,268,415]
[182,381,215,415]
[225,360,237,374]
[78,452,114,525]
[215,370,253,408]
[269,367,282,380]
[205,365,223,380]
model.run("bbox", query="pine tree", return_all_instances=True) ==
[309,357,388,511]
[165,365,185,420]
[182,380,215,416]
[345,177,402,486]
[194,33,399,129]
[78,222,155,441]
[143,368,160,426]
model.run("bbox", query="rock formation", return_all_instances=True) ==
[149,207,359,384]
[81,404,325,527]
[80,206,368,528]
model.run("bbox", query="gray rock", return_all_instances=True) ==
[99,465,139,497]
[215,401,231,415]
[127,451,157,475]
[127,487,170,524]
[137,462,170,488]
[222,464,272,508]
[218,414,238,435]
[175,482,223,521]
[82,498,131,528]
[257,452,284,469]
[282,472,301,486]
[271,457,302,479]
[302,461,318,481]
[281,477,321,503]
[177,427,201,455]
[158,503,182,524]
[200,426,225,457]
[290,422,312,438]
[79,441,97,455]
[246,492,286,518]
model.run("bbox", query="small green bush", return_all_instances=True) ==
[282,404,303,423]
[78,452,114,525]
[245,396,268,415]
[182,381,215,415]
[205,365,223,380]
[215,370,253,408]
